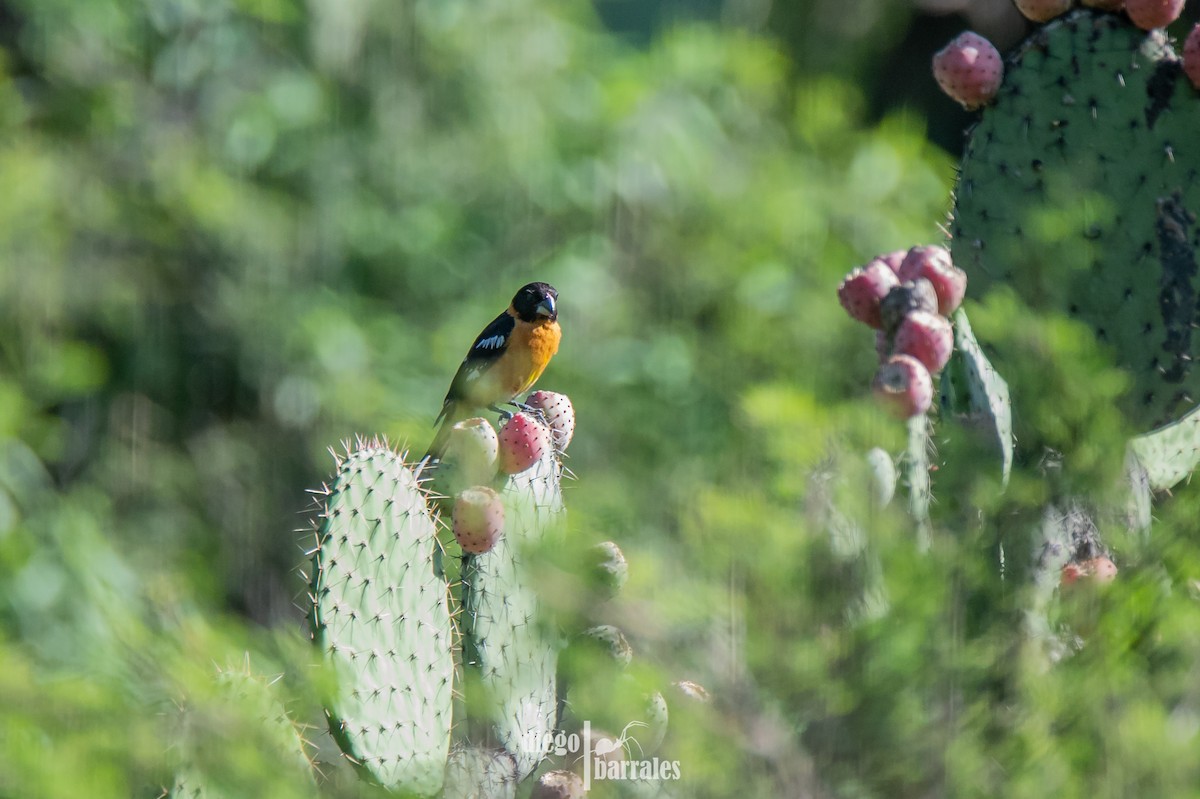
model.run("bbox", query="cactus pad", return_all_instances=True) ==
[940,309,1014,482]
[308,443,454,795]
[951,11,1200,431]
[1129,400,1200,489]
[442,746,518,799]
[460,448,566,779]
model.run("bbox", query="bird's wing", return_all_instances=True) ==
[435,310,515,424]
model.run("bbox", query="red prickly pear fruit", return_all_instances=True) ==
[875,329,892,362]
[525,390,575,452]
[898,245,967,316]
[498,412,550,474]
[1061,556,1118,586]
[531,770,586,799]
[838,261,899,329]
[1184,24,1200,90]
[443,417,499,484]
[881,278,939,334]
[932,32,1003,111]
[1061,562,1086,586]
[876,250,908,275]
[1086,556,1118,583]
[896,245,951,282]
[1014,0,1072,22]
[1081,0,1124,9]
[894,311,954,374]
[452,486,505,554]
[1125,0,1184,30]
[872,355,934,419]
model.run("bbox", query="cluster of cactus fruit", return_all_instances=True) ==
[445,392,575,555]
[838,245,967,419]
[845,6,1200,595]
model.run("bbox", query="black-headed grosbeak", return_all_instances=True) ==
[426,282,561,459]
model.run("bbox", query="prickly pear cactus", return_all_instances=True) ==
[459,447,565,780]
[307,442,454,795]
[303,405,677,797]
[951,10,1200,432]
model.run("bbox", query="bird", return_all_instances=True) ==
[425,282,561,461]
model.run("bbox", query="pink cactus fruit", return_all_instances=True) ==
[1125,0,1185,30]
[838,260,900,329]
[876,250,909,276]
[932,32,1004,111]
[443,417,499,484]
[1184,24,1200,90]
[452,486,505,554]
[1086,556,1119,583]
[524,390,575,452]
[498,412,551,474]
[1061,556,1118,586]
[894,311,954,374]
[897,245,967,316]
[872,354,934,419]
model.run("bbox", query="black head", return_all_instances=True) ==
[511,282,558,323]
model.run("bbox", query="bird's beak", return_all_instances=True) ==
[536,296,556,318]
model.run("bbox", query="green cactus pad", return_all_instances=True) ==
[950,11,1200,431]
[308,443,454,795]
[460,448,566,780]
[1122,450,1152,533]
[1129,400,1200,490]
[940,309,1014,483]
[442,746,518,799]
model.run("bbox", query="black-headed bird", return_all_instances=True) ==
[426,282,561,460]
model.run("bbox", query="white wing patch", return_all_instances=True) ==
[476,334,506,351]
[458,360,490,386]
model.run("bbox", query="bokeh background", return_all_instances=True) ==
[4,0,1200,796]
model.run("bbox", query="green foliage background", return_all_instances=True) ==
[2,0,1200,797]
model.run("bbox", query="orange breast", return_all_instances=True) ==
[502,319,562,397]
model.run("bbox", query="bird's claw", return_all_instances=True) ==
[490,401,546,426]
[509,400,548,425]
